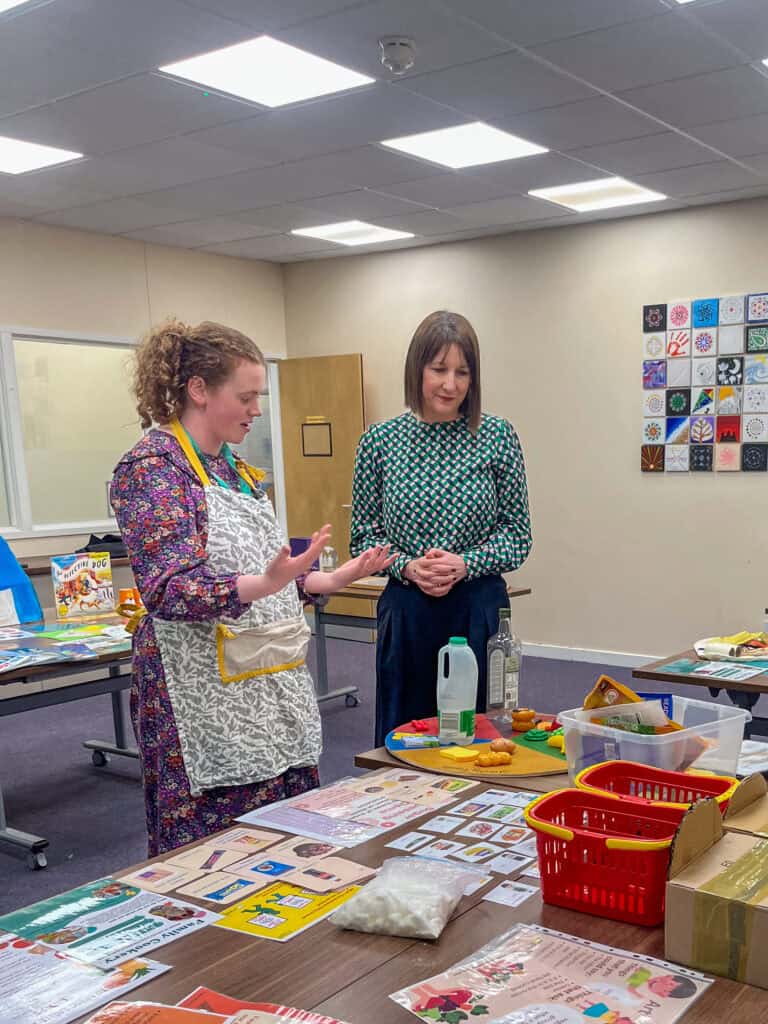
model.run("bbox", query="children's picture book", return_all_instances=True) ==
[51,553,115,619]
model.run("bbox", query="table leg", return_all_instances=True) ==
[82,669,139,766]
[312,600,359,708]
[0,781,48,870]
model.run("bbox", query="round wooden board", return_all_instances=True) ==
[387,742,568,780]
[385,714,568,781]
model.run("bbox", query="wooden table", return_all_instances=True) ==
[354,746,568,793]
[63,775,764,1023]
[0,613,134,869]
[633,649,768,739]
[313,577,532,709]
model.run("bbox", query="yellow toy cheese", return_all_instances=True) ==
[439,746,479,762]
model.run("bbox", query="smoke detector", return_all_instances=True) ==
[378,36,416,75]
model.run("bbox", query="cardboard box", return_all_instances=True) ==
[722,772,768,838]
[665,792,768,989]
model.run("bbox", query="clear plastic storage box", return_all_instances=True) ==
[560,695,750,780]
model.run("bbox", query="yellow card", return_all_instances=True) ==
[214,882,360,941]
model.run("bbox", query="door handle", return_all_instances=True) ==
[341,503,352,509]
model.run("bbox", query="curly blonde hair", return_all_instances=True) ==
[133,319,265,428]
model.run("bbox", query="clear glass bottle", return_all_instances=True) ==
[486,608,522,717]
[319,546,338,572]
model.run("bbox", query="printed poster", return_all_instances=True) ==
[0,936,169,1024]
[214,881,360,941]
[179,986,351,1023]
[0,878,218,968]
[391,924,712,1024]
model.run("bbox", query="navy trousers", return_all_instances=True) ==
[374,575,508,747]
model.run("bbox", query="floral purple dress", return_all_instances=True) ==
[110,430,319,857]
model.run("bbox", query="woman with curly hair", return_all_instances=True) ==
[111,319,392,855]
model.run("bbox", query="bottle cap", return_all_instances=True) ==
[449,636,468,646]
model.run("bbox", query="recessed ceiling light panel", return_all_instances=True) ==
[160,36,374,107]
[0,135,83,174]
[528,176,666,212]
[291,220,415,246]
[381,121,547,168]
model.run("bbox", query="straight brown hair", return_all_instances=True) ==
[404,310,482,432]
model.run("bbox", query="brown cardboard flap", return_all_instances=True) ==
[668,798,723,879]
[724,773,768,819]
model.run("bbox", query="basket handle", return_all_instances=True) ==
[524,791,574,841]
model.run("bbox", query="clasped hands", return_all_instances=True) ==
[403,548,467,597]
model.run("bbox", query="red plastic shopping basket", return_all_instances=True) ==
[574,760,738,812]
[524,788,685,926]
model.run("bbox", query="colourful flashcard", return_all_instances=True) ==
[420,839,466,859]
[385,831,434,852]
[118,865,204,894]
[211,828,285,853]
[455,820,503,841]
[175,872,268,904]
[484,850,535,875]
[450,842,504,864]
[420,815,464,834]
[166,846,249,873]
[282,857,377,893]
[493,825,532,846]
[482,880,539,907]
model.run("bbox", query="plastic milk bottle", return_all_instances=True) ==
[437,637,478,745]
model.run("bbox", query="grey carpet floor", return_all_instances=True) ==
[0,638,758,914]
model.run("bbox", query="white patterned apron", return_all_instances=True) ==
[151,420,322,796]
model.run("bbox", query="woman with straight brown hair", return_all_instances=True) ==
[111,319,393,855]
[350,310,532,745]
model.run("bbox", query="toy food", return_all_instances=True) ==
[546,733,565,752]
[489,737,516,753]
[439,746,479,762]
[476,750,513,767]
[511,708,537,732]
[526,729,550,742]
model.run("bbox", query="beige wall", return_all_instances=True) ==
[283,197,768,658]
[2,217,286,558]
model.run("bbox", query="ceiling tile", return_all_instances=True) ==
[691,113,768,157]
[497,96,664,151]
[376,209,466,235]
[36,197,201,233]
[136,145,436,215]
[52,137,266,196]
[0,75,259,156]
[620,66,768,129]
[635,160,763,198]
[686,0,768,62]
[202,234,336,258]
[0,0,254,118]
[467,152,607,193]
[400,51,596,121]
[569,131,725,175]
[442,194,573,227]
[180,0,361,32]
[275,0,509,79]
[739,152,768,178]
[439,0,663,47]
[230,202,344,231]
[121,218,276,246]
[374,172,527,208]
[189,84,462,165]
[0,168,112,211]
[681,184,768,207]
[301,189,434,219]
[532,11,741,93]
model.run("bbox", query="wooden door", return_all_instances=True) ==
[278,354,371,619]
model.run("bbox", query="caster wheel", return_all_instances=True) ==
[91,750,109,767]
[345,694,359,708]
[27,852,47,870]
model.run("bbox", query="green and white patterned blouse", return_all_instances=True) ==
[350,411,532,581]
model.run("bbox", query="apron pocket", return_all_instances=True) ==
[216,614,311,684]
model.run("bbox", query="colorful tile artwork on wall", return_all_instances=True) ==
[642,292,768,471]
